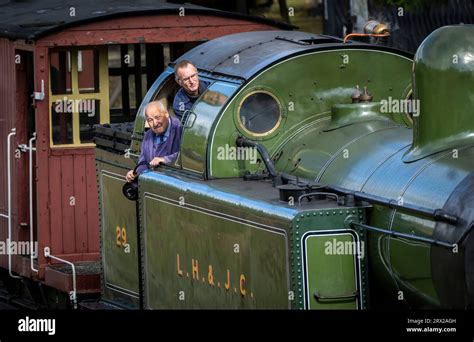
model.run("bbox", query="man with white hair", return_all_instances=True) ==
[126,101,182,182]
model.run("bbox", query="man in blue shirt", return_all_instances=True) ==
[126,101,182,183]
[172,60,210,121]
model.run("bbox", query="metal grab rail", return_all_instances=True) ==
[298,192,339,205]
[314,290,358,301]
[350,221,462,249]
[29,133,38,273]
[7,128,21,279]
[44,247,77,309]
[279,173,459,226]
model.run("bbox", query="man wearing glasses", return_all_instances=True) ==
[126,101,182,182]
[172,60,210,121]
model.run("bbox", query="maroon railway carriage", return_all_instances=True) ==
[0,0,292,306]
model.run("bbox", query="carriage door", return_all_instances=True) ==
[15,49,36,256]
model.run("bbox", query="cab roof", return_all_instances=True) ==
[172,30,412,81]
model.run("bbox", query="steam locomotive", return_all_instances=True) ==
[94,25,474,309]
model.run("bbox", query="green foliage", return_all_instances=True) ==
[375,0,448,10]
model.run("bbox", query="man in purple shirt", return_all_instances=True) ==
[126,101,182,183]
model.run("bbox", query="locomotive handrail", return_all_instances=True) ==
[279,173,458,226]
[298,192,339,205]
[7,128,21,279]
[327,185,458,226]
[314,290,358,301]
[350,222,462,249]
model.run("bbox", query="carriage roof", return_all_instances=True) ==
[0,0,294,40]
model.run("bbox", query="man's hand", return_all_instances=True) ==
[126,170,136,183]
[150,157,166,168]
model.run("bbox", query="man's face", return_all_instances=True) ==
[177,64,199,95]
[145,107,169,135]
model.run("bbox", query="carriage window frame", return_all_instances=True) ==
[235,89,284,139]
[49,47,110,148]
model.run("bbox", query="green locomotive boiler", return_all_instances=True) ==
[94,26,474,309]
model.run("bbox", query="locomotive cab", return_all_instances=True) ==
[128,67,242,178]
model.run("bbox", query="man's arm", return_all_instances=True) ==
[162,152,179,165]
[149,152,177,167]
[125,145,148,183]
[135,136,149,175]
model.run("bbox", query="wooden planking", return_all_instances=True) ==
[85,154,100,254]
[48,146,98,256]
[45,14,277,33]
[0,39,15,270]
[48,156,63,254]
[73,154,88,253]
[50,147,95,156]
[59,155,75,254]
[0,39,15,214]
[39,23,279,47]
[0,221,6,269]
[34,45,50,268]
[15,50,30,237]
[65,15,270,30]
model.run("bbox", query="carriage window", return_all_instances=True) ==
[238,91,282,136]
[108,44,164,123]
[49,48,109,147]
[50,51,72,95]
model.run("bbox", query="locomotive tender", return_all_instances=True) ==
[95,25,474,309]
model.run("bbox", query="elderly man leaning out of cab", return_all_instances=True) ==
[126,101,182,183]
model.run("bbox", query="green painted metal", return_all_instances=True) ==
[206,27,472,308]
[96,148,140,309]
[210,48,413,178]
[137,170,368,309]
[404,25,474,162]
[290,209,369,310]
[95,27,474,309]
[247,28,474,308]
[139,173,293,309]
[324,102,393,131]
[180,81,240,176]
[305,234,358,309]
